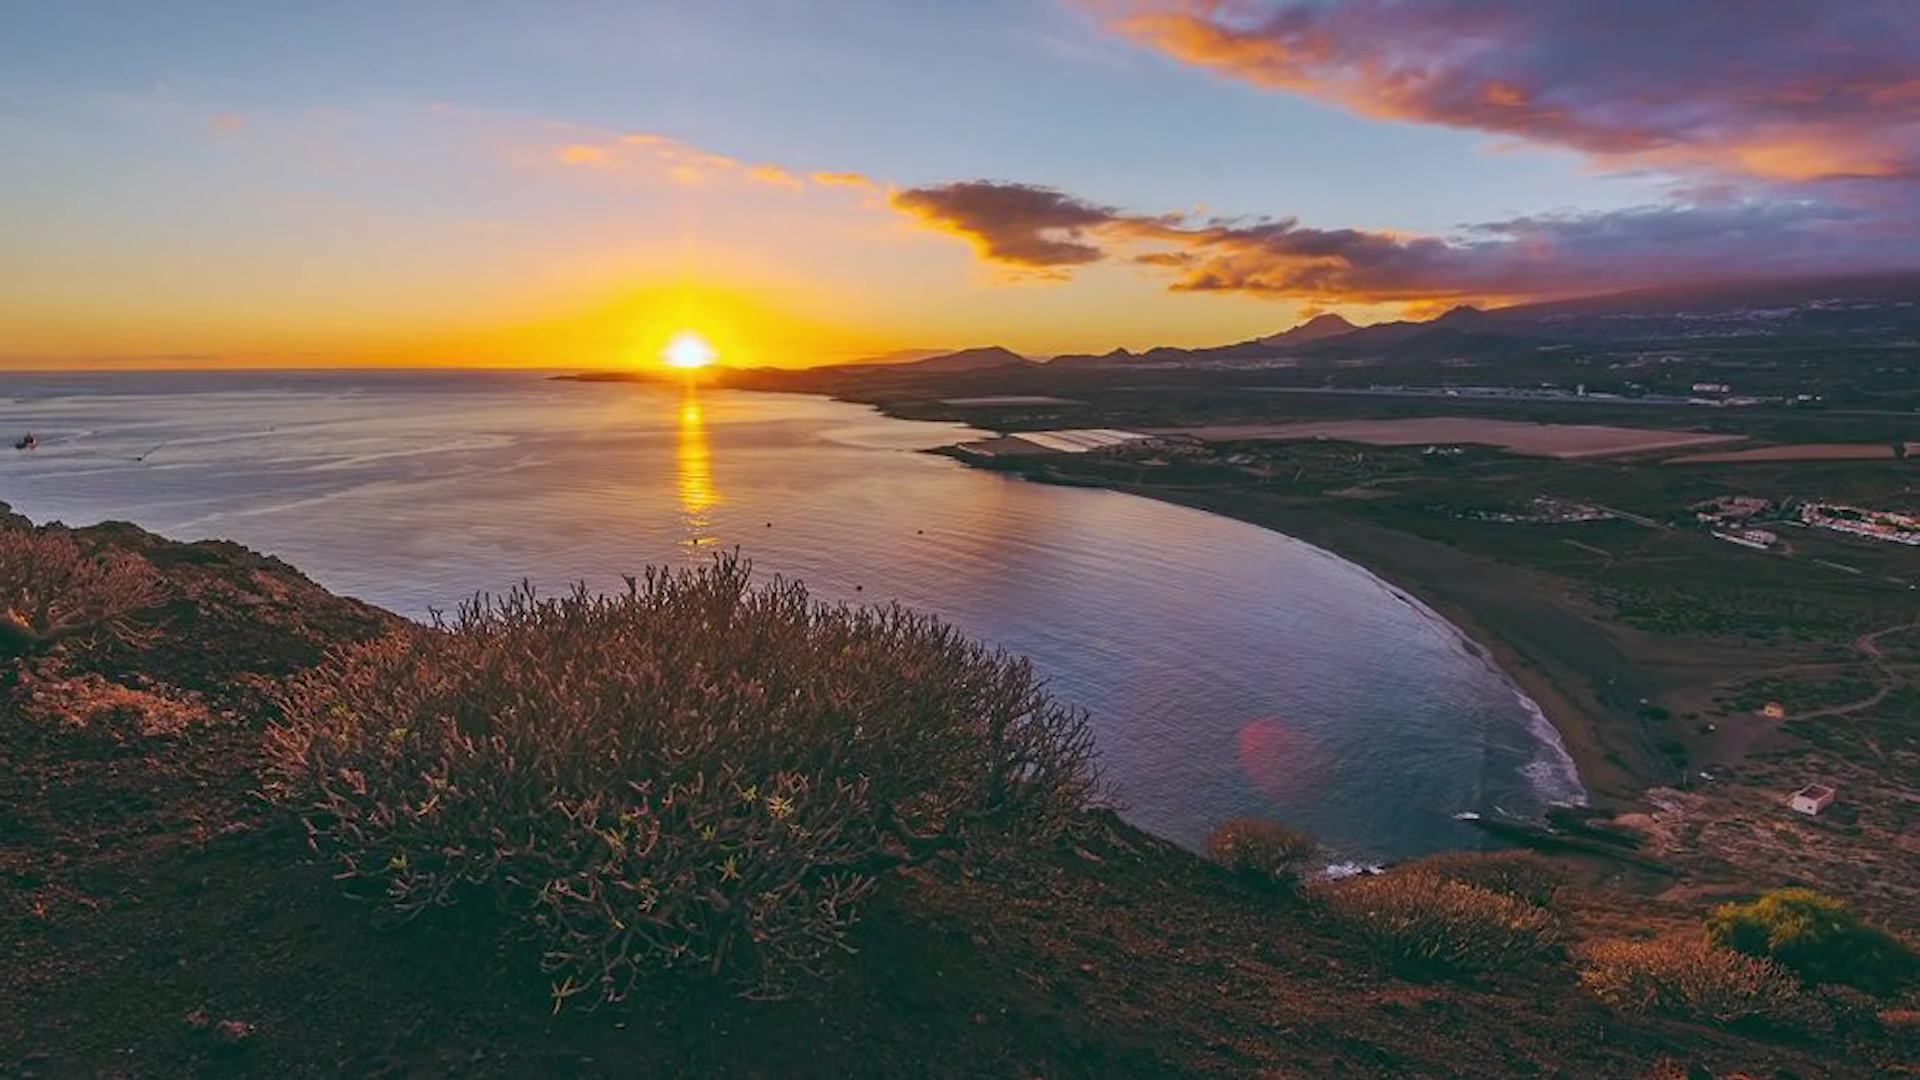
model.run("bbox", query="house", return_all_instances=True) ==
[1788,784,1836,816]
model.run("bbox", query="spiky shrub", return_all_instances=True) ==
[1318,870,1559,977]
[1577,937,1810,1028]
[1707,888,1915,995]
[0,528,166,660]
[1204,818,1319,889]
[1403,850,1567,908]
[266,556,1097,1004]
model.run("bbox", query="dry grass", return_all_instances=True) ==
[1402,850,1567,907]
[1577,936,1813,1028]
[0,528,167,659]
[1317,870,1560,977]
[1204,818,1319,888]
[266,555,1099,1004]
[16,672,211,742]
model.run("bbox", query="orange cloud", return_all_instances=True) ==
[811,171,875,189]
[1109,1,1920,184]
[210,113,245,134]
[889,179,1895,308]
[553,132,832,192]
[748,163,803,190]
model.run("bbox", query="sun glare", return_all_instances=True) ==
[662,330,717,370]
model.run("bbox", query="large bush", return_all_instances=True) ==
[1205,818,1319,889]
[1317,870,1559,977]
[266,557,1098,1003]
[0,528,166,659]
[1707,887,1915,995]
[1403,850,1567,908]
[1577,936,1810,1028]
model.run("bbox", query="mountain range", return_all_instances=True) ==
[877,270,1920,374]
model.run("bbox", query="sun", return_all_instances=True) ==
[661,330,717,370]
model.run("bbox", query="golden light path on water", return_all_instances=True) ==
[675,389,718,543]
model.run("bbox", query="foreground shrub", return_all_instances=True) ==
[1205,818,1319,889]
[266,556,1097,1003]
[1404,850,1567,907]
[1707,887,1915,995]
[1577,936,1810,1028]
[1318,870,1558,976]
[0,528,166,659]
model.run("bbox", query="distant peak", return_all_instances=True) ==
[1259,312,1360,347]
[1301,313,1357,329]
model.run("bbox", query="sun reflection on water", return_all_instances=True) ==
[676,391,719,542]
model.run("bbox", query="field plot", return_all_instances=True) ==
[1667,443,1898,464]
[1157,417,1745,459]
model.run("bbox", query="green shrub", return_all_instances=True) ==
[1577,936,1811,1028]
[1318,870,1559,977]
[1205,818,1319,888]
[1707,887,1916,995]
[266,556,1098,1003]
[1403,850,1567,907]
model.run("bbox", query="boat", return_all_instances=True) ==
[14,432,36,450]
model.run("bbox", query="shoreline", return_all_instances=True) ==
[930,464,1667,805]
[1107,484,1665,804]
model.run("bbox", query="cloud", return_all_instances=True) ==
[1108,1,1920,184]
[810,171,875,189]
[209,113,245,135]
[889,178,1908,306]
[747,163,803,190]
[553,132,806,190]
[552,134,879,197]
[888,181,1128,271]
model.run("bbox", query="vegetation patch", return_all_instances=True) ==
[1204,818,1319,889]
[1707,888,1916,996]
[1317,870,1559,977]
[1401,850,1567,907]
[0,527,167,659]
[266,556,1098,1004]
[1576,936,1812,1029]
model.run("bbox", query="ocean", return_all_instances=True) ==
[0,369,1583,859]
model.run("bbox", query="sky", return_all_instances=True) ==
[3,0,1917,369]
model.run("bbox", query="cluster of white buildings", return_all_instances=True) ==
[1799,502,1920,546]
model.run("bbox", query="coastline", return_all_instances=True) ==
[1111,485,1666,804]
[944,470,1668,805]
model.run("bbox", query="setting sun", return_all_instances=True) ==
[662,330,717,370]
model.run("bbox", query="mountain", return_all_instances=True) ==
[896,345,1032,372]
[844,347,955,366]
[1258,313,1358,347]
[1429,305,1501,331]
[1047,347,1137,367]
[1482,270,1920,343]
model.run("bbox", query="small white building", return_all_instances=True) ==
[1789,784,1836,816]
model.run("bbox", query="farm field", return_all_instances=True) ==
[1154,417,1748,459]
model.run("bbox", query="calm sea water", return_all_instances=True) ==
[0,370,1582,860]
